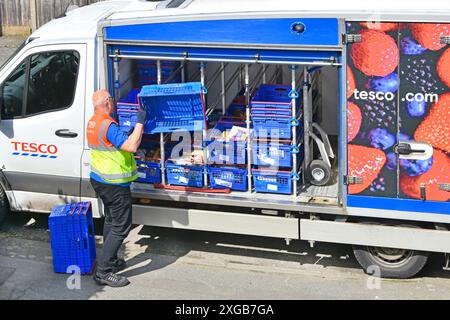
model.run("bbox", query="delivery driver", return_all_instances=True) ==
[87,89,146,287]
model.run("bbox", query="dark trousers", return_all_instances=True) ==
[90,178,133,274]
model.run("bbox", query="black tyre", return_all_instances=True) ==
[0,186,10,227]
[307,160,332,186]
[353,245,429,279]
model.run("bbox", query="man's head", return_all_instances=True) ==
[92,89,115,115]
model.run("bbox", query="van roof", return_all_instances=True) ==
[31,0,450,42]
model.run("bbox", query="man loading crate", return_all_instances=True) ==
[87,89,147,287]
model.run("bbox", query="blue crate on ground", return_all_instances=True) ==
[136,160,161,183]
[166,161,204,187]
[252,142,295,168]
[139,82,206,134]
[208,166,248,191]
[252,169,294,195]
[48,202,96,274]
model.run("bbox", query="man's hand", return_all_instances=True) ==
[136,110,147,125]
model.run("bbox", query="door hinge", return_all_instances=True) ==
[343,33,362,44]
[440,36,450,45]
[438,183,450,192]
[343,175,363,185]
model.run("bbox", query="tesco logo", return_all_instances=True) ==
[11,141,58,154]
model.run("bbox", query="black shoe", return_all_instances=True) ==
[93,272,130,287]
[113,258,127,273]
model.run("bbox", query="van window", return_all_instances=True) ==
[0,60,28,119]
[0,50,79,120]
[26,51,79,116]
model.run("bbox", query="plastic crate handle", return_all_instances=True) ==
[290,145,300,154]
[290,172,301,181]
[288,89,299,99]
[289,118,300,127]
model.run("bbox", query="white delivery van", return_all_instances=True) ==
[1,0,450,278]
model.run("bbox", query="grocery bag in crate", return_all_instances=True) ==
[139,82,206,134]
[48,202,96,274]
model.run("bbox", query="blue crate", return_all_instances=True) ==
[166,161,204,187]
[252,142,294,168]
[208,166,247,191]
[252,170,294,195]
[48,202,96,275]
[207,121,247,165]
[252,116,293,139]
[117,110,138,133]
[136,160,161,183]
[139,82,206,134]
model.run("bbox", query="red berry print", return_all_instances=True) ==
[360,22,398,32]
[348,102,362,142]
[400,149,450,202]
[437,47,450,88]
[410,23,450,51]
[414,93,450,153]
[348,144,387,194]
[347,66,356,98]
[351,30,399,77]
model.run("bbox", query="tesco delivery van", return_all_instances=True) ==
[1,0,450,278]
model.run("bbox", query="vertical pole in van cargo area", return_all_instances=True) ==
[291,66,298,197]
[302,67,310,185]
[245,64,252,193]
[262,65,267,84]
[157,60,167,185]
[113,52,121,108]
[221,62,226,114]
[200,62,208,187]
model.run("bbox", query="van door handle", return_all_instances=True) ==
[55,129,78,138]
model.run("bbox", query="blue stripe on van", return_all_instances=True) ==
[347,195,450,215]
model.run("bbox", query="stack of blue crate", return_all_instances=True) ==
[250,84,303,195]
[48,202,96,274]
[137,60,182,86]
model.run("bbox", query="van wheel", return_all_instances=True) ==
[353,245,429,279]
[0,186,10,226]
[307,160,331,186]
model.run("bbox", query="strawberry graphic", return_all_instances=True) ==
[400,149,450,202]
[360,22,398,32]
[414,93,450,153]
[348,144,387,194]
[351,30,399,77]
[410,23,450,51]
[437,47,450,88]
[347,66,356,98]
[347,102,362,142]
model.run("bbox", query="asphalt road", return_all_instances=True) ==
[1,36,450,300]
[2,210,450,300]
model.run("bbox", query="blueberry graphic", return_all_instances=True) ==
[369,177,386,193]
[398,132,411,142]
[406,97,427,117]
[368,128,396,150]
[386,152,397,170]
[365,72,399,93]
[401,36,427,55]
[400,157,433,176]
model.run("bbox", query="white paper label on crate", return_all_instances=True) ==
[179,176,189,184]
[267,184,278,191]
[215,178,233,188]
[138,172,146,179]
[259,154,275,165]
